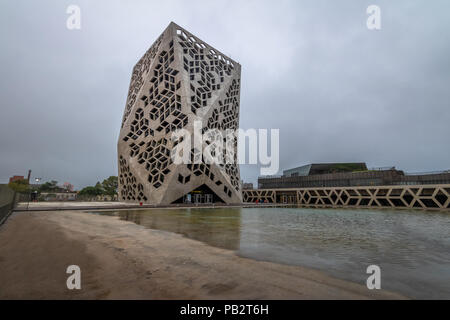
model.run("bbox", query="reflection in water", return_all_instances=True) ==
[94,207,450,299]
[107,208,242,250]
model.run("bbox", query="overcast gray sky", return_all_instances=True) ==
[1,0,449,189]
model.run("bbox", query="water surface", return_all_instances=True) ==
[92,207,450,299]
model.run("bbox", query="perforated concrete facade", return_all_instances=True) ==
[118,22,242,205]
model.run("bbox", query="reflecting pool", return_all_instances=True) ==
[92,207,450,299]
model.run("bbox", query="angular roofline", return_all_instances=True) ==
[168,21,240,67]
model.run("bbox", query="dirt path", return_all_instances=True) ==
[0,211,406,299]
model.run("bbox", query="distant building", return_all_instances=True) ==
[283,163,368,177]
[40,192,77,201]
[259,164,450,189]
[62,182,74,192]
[9,176,25,183]
[242,182,254,190]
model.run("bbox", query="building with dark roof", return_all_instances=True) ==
[283,163,368,177]
[259,164,450,189]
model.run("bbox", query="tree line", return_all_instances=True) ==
[78,176,118,198]
[8,176,118,198]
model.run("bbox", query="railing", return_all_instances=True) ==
[368,166,397,171]
[404,170,450,176]
[259,175,283,179]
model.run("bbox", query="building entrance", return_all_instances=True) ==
[174,184,225,204]
[188,193,214,204]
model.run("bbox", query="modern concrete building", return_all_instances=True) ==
[243,183,450,210]
[260,166,450,189]
[246,165,450,210]
[118,22,242,205]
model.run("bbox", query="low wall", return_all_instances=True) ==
[0,185,16,224]
[243,184,450,210]
[0,185,15,206]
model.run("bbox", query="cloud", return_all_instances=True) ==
[0,0,449,188]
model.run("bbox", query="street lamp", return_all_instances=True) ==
[27,177,41,210]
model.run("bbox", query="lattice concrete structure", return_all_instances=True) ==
[118,22,242,205]
[243,185,450,210]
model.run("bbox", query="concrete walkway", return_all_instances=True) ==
[14,201,290,212]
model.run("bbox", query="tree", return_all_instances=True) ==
[8,179,30,193]
[78,186,103,197]
[101,176,118,197]
[95,181,103,190]
[39,180,59,192]
[77,177,118,200]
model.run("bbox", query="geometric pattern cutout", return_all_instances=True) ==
[243,190,276,203]
[118,22,242,205]
[118,155,147,202]
[243,184,450,210]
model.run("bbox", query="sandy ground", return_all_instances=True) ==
[0,210,406,300]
